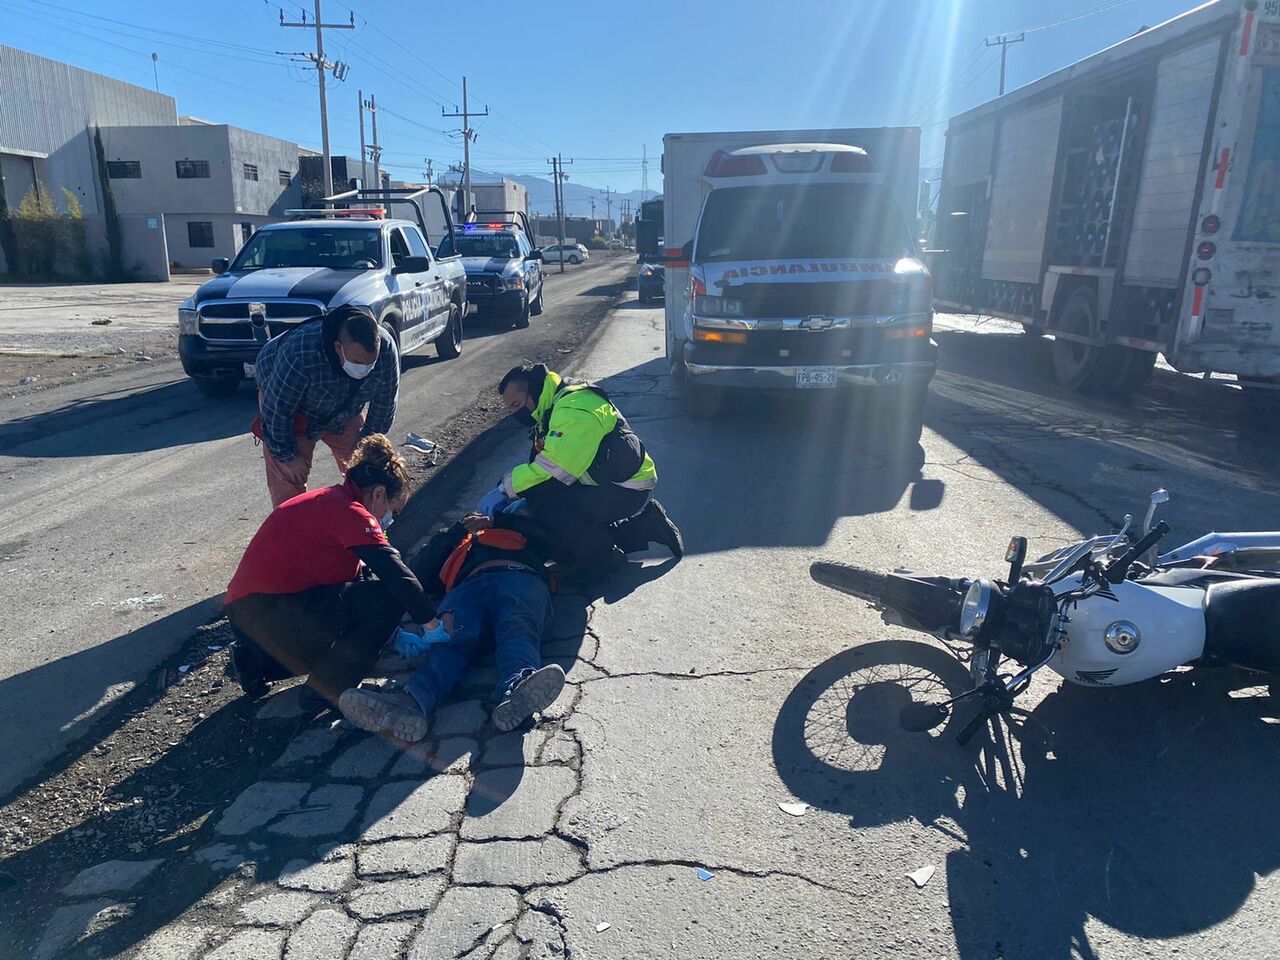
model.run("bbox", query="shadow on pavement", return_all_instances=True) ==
[0,597,226,800]
[772,639,1280,959]
[592,357,935,557]
[931,329,1280,493]
[0,579,602,958]
[0,380,256,458]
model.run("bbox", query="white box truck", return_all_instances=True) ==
[660,128,932,426]
[932,0,1280,405]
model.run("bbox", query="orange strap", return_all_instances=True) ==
[439,528,529,592]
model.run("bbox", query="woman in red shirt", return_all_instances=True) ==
[224,435,436,703]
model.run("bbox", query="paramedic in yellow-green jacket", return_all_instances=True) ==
[478,362,684,572]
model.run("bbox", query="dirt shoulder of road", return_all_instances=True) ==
[0,268,633,917]
[0,276,203,395]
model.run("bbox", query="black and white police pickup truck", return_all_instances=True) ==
[178,187,466,397]
[440,210,544,328]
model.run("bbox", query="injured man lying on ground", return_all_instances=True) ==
[338,509,565,741]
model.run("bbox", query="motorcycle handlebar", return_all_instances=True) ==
[1104,521,1170,584]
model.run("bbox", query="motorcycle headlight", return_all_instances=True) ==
[959,579,995,639]
[178,307,199,335]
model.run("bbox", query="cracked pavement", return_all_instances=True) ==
[13,297,1280,959]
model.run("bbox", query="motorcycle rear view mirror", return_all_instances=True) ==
[1006,536,1028,582]
[899,701,950,732]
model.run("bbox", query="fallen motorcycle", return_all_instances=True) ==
[811,490,1280,744]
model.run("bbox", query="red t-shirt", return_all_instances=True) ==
[226,480,388,604]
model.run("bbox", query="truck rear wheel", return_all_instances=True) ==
[1051,287,1107,392]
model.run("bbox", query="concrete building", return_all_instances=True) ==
[0,43,177,274]
[532,215,612,246]
[99,119,303,268]
[438,177,529,221]
[0,43,176,215]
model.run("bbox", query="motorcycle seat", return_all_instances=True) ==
[1202,578,1280,672]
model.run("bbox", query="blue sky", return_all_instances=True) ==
[3,0,1195,198]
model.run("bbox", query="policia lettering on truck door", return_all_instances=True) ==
[483,363,685,572]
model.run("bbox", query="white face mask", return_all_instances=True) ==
[380,510,394,530]
[339,343,377,380]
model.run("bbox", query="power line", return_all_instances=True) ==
[1012,0,1139,36]
[914,53,1003,128]
[907,42,986,124]
[279,0,355,197]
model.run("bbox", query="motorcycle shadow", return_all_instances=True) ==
[772,639,1280,959]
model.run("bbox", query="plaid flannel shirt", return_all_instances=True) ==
[255,320,400,463]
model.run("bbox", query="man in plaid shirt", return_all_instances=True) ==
[254,304,400,506]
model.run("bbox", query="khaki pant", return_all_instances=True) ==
[260,400,366,507]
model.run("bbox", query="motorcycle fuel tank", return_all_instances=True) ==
[1051,578,1206,686]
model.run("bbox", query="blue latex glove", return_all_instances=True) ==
[394,620,451,657]
[500,498,527,515]
[477,485,510,518]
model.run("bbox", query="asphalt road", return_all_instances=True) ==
[5,286,1280,959]
[0,256,633,799]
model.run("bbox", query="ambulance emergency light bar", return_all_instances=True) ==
[703,144,873,177]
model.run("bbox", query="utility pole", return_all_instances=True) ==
[985,32,1025,96]
[443,76,488,219]
[423,158,434,185]
[548,154,573,273]
[358,89,368,189]
[281,1,354,198]
[641,144,648,201]
[590,196,596,221]
[151,53,159,93]
[446,162,465,218]
[601,186,613,236]
[364,92,381,190]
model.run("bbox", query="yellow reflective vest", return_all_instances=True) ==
[502,370,658,497]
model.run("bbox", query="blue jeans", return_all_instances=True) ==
[405,569,553,713]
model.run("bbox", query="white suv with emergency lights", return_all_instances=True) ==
[178,187,466,397]
[667,139,936,428]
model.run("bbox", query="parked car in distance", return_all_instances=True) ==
[638,262,665,302]
[541,243,588,264]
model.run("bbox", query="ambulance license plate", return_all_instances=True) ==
[795,366,838,389]
[243,363,255,378]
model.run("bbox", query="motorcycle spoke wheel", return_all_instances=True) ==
[803,659,955,774]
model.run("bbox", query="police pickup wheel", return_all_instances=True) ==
[435,303,463,359]
[515,296,531,329]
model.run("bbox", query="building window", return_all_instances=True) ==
[240,223,254,245]
[278,169,292,186]
[176,159,210,179]
[243,163,258,182]
[188,221,215,248]
[106,160,141,179]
